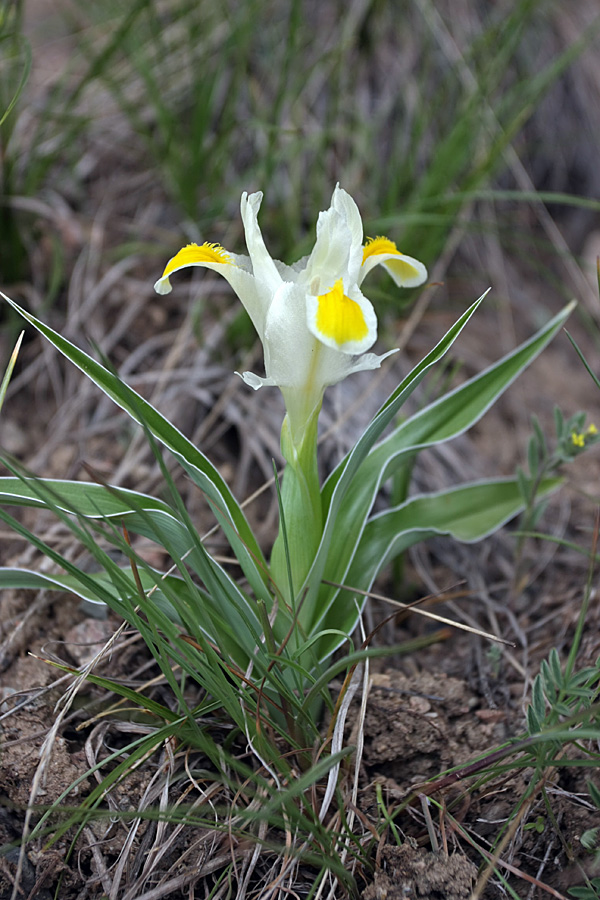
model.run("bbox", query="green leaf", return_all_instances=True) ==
[310,476,560,664]
[321,294,489,512]
[540,660,556,703]
[531,415,547,463]
[0,475,226,599]
[589,780,600,810]
[527,705,541,734]
[516,466,531,504]
[0,566,134,607]
[298,292,488,633]
[0,476,266,661]
[318,476,562,664]
[311,301,574,638]
[354,477,560,574]
[580,829,600,852]
[0,292,269,601]
[29,654,183,723]
[566,330,600,393]
[0,475,172,518]
[0,33,32,128]
[549,649,563,688]
[527,434,539,480]
[531,674,546,723]
[568,879,600,900]
[0,331,24,414]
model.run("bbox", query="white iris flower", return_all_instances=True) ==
[155,186,427,443]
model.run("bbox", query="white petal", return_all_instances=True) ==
[345,347,398,375]
[311,344,397,389]
[304,206,352,289]
[236,371,277,390]
[360,249,427,288]
[331,185,364,283]
[154,243,270,338]
[240,192,282,293]
[262,282,315,389]
[272,257,304,282]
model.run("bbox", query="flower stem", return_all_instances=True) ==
[270,404,322,615]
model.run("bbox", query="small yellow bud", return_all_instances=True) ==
[571,431,585,448]
[587,423,598,435]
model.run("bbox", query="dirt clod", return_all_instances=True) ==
[361,671,505,784]
[363,844,477,899]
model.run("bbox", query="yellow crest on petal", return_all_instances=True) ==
[161,242,233,280]
[362,236,401,263]
[361,235,427,287]
[316,279,369,346]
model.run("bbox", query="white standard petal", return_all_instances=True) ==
[330,185,364,284]
[272,256,305,283]
[303,205,353,292]
[240,191,282,294]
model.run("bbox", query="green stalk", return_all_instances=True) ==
[270,404,322,613]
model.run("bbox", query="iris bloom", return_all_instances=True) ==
[155,186,427,444]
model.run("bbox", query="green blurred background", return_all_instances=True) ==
[2,0,599,301]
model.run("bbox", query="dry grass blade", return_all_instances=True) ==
[459,803,570,900]
[322,579,514,646]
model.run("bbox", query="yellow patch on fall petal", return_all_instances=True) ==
[316,279,368,346]
[362,236,401,263]
[384,256,426,282]
[161,242,233,280]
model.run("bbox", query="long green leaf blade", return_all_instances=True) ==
[298,292,488,629]
[0,292,269,600]
[317,300,575,626]
[311,475,561,663]
[0,475,267,660]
